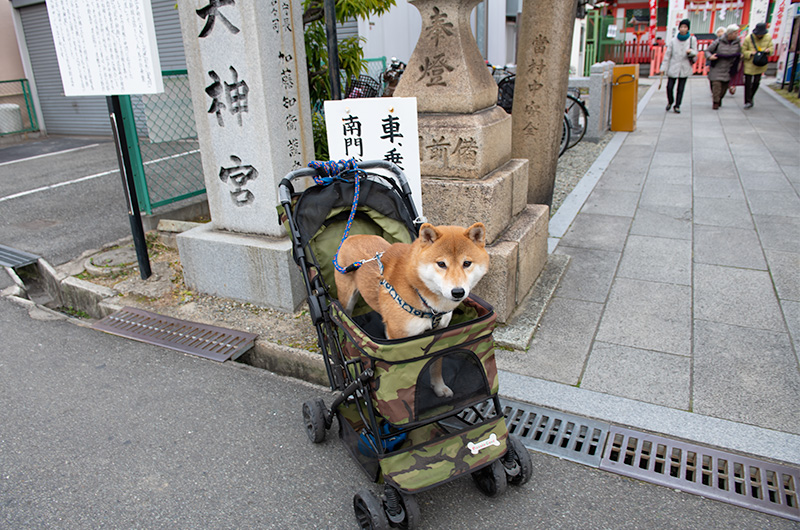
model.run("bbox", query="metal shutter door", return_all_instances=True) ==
[151,0,187,71]
[337,18,359,40]
[19,2,111,136]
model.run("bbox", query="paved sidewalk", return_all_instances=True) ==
[499,78,800,465]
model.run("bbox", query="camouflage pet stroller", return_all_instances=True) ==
[278,160,532,529]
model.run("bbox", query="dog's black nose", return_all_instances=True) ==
[451,288,465,300]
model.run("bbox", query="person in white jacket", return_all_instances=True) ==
[662,19,698,114]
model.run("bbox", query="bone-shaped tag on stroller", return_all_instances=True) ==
[467,433,501,455]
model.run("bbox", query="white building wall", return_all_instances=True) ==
[358,0,514,66]
[571,18,585,76]
[486,0,508,66]
[357,2,421,63]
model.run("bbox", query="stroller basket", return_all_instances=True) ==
[331,295,499,428]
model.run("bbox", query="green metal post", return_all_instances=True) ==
[117,95,153,215]
[22,80,38,132]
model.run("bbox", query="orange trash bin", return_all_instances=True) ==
[611,64,639,132]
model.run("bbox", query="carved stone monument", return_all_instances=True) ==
[175,0,314,311]
[512,0,579,206]
[395,0,548,322]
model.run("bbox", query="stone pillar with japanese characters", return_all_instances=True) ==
[511,0,579,206]
[175,0,313,311]
[394,0,548,322]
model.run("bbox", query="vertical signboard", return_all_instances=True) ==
[667,0,686,39]
[649,0,658,45]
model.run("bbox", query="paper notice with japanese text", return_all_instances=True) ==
[325,97,423,216]
[47,0,163,96]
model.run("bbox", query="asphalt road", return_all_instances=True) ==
[1,137,797,528]
[1,297,796,529]
[0,137,132,272]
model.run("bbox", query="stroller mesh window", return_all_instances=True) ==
[415,350,490,422]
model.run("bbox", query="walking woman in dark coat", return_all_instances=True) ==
[705,24,742,109]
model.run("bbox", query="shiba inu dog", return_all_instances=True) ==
[335,222,490,398]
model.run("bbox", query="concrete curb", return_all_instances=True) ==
[240,340,328,388]
[494,253,570,350]
[762,83,800,116]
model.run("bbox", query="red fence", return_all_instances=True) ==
[650,40,712,76]
[605,42,655,64]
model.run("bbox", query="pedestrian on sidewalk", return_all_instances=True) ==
[663,18,697,114]
[705,24,742,109]
[741,22,774,109]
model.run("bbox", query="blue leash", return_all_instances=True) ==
[307,159,365,274]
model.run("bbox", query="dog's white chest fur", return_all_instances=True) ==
[401,311,453,337]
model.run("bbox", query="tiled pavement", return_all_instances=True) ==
[499,78,800,463]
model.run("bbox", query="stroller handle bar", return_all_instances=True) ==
[278,160,414,206]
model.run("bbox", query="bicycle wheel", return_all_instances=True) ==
[497,75,515,114]
[559,114,571,157]
[565,94,588,148]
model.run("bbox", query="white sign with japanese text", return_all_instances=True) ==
[325,97,423,216]
[47,0,163,96]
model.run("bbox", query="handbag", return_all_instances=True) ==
[730,57,745,87]
[751,35,769,67]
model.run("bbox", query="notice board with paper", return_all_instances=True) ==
[46,0,163,96]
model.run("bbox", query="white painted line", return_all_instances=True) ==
[143,149,200,166]
[0,143,100,167]
[0,169,119,203]
[0,148,199,203]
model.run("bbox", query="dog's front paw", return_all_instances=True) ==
[433,383,453,399]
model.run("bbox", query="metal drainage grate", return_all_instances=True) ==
[499,398,610,467]
[600,426,800,522]
[0,244,39,268]
[93,307,258,362]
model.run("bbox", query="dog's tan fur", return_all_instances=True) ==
[335,223,489,398]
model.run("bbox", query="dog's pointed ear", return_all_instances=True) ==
[419,223,440,245]
[465,223,486,248]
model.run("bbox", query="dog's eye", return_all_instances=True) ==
[463,261,472,268]
[437,261,447,269]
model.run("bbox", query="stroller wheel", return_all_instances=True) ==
[471,459,508,497]
[504,435,533,486]
[353,489,389,530]
[302,398,327,443]
[383,486,420,530]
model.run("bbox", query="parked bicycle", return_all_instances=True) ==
[487,61,515,83]
[381,57,407,97]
